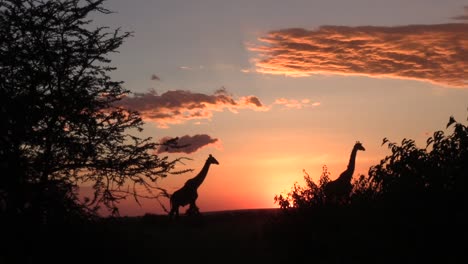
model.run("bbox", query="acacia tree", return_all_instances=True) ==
[0,0,188,223]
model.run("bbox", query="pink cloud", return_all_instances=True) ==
[115,88,269,128]
[156,134,221,154]
[250,23,468,88]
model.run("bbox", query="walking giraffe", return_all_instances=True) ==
[169,154,219,218]
[324,141,365,204]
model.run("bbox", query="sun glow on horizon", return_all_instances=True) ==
[80,0,468,217]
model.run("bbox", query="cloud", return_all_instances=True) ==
[250,23,468,88]
[116,88,269,128]
[156,134,221,154]
[178,65,204,70]
[274,98,321,109]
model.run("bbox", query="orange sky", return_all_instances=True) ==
[89,0,468,216]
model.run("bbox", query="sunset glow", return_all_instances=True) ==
[91,0,468,216]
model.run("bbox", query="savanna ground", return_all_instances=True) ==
[4,206,463,264]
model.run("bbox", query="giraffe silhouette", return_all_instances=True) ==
[324,141,365,204]
[169,154,219,218]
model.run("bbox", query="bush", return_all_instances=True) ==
[275,112,467,211]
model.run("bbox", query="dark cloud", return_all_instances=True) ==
[250,23,468,88]
[156,134,220,154]
[244,96,263,107]
[151,74,161,81]
[115,89,268,128]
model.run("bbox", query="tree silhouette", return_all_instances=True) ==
[0,0,189,225]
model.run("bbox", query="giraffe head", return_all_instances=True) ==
[207,154,220,165]
[355,141,366,151]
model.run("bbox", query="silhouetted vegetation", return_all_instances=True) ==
[274,166,330,210]
[367,115,467,210]
[0,1,195,262]
[270,113,467,262]
[0,0,191,228]
[275,113,467,210]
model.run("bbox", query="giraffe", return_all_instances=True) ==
[324,141,365,204]
[168,154,219,218]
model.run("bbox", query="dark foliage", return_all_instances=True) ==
[0,0,190,228]
[274,166,330,210]
[368,115,467,210]
[275,112,467,211]
[270,113,467,262]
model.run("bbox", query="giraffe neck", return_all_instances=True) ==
[346,147,358,175]
[190,160,211,189]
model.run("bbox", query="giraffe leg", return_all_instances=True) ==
[193,205,200,215]
[187,202,199,216]
[169,204,179,219]
[174,206,179,218]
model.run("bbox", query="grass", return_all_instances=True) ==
[92,208,282,262]
[3,207,464,264]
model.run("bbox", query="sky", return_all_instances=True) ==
[91,0,467,216]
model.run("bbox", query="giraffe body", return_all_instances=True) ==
[324,141,365,204]
[169,154,219,218]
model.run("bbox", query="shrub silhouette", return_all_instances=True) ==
[368,115,467,209]
[275,112,467,211]
[274,166,330,210]
[270,112,467,262]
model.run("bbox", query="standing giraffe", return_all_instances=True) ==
[324,141,365,204]
[169,154,219,218]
